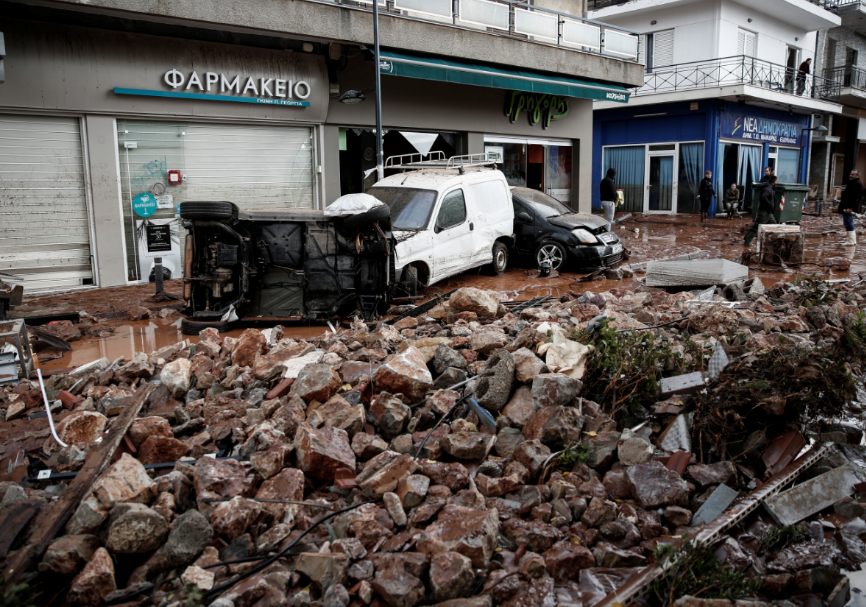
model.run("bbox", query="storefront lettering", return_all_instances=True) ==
[163,69,311,100]
[506,91,569,130]
[721,112,802,146]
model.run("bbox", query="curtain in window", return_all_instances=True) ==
[657,156,674,211]
[740,145,762,186]
[777,148,800,183]
[677,142,703,214]
[603,146,645,212]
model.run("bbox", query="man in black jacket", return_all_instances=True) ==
[760,167,774,183]
[839,170,863,246]
[745,176,778,245]
[600,168,617,224]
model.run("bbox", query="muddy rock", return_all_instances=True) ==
[581,497,617,528]
[293,363,341,404]
[687,461,737,487]
[39,534,101,577]
[433,345,468,374]
[67,547,116,607]
[767,542,849,573]
[449,287,500,318]
[372,560,425,607]
[295,552,350,592]
[250,442,293,479]
[136,509,213,578]
[617,437,655,466]
[532,373,581,409]
[106,503,169,554]
[502,385,534,429]
[54,411,107,448]
[523,405,583,449]
[627,461,690,509]
[593,543,648,568]
[232,329,267,368]
[43,320,82,342]
[512,348,548,384]
[137,435,189,465]
[294,423,355,481]
[89,453,156,509]
[368,393,412,439]
[469,328,509,354]
[494,427,525,459]
[127,416,173,449]
[664,505,693,527]
[356,450,417,499]
[353,432,389,460]
[373,347,433,402]
[430,552,475,602]
[473,350,515,413]
[584,431,622,471]
[160,358,191,397]
[442,432,496,461]
[211,496,263,540]
[416,506,500,568]
[512,440,551,477]
[543,541,596,582]
[193,457,261,501]
[688,305,739,334]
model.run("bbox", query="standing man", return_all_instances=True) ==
[760,166,775,183]
[696,170,716,222]
[745,175,778,245]
[839,169,863,246]
[796,58,812,96]
[600,168,617,224]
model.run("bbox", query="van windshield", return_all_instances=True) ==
[369,187,437,230]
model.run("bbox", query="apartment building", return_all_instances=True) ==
[589,0,842,216]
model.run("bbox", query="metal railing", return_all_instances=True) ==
[633,55,841,102]
[309,0,639,60]
[824,64,866,90]
[589,0,841,11]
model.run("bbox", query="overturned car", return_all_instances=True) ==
[179,197,395,333]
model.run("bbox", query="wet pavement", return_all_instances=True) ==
[21,212,866,373]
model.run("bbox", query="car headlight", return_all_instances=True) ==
[571,228,598,244]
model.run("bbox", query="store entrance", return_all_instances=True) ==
[486,138,573,206]
[339,129,456,195]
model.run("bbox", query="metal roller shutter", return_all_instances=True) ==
[0,114,93,290]
[117,120,315,280]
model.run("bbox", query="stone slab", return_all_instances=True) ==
[690,483,738,527]
[764,464,860,526]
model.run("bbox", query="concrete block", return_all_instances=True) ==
[764,464,860,526]
[660,372,707,397]
[758,226,804,266]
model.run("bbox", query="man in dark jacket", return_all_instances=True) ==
[745,176,778,245]
[760,167,775,183]
[600,168,617,223]
[796,58,811,95]
[839,170,863,246]
[695,170,716,222]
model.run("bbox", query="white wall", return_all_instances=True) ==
[593,0,817,67]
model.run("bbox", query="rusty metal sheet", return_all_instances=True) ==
[764,464,860,526]
[594,442,834,607]
[665,451,690,477]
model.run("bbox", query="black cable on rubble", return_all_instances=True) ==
[414,390,471,461]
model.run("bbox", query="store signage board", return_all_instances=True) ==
[721,112,802,146]
[132,192,158,217]
[115,88,311,107]
[505,91,569,130]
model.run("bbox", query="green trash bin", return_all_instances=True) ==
[750,182,808,224]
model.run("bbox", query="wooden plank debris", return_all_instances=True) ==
[645,259,749,288]
[3,382,153,584]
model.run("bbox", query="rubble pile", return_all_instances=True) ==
[2,282,866,607]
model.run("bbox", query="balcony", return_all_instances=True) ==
[823,64,866,108]
[589,0,839,10]
[314,0,640,60]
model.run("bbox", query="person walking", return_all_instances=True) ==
[600,168,617,224]
[723,183,741,219]
[696,170,716,222]
[745,175,778,245]
[796,58,811,96]
[839,169,863,246]
[760,166,775,183]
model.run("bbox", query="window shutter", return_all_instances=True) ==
[738,29,756,57]
[652,29,674,68]
[638,34,646,67]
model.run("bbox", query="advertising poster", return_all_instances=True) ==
[136,217,182,282]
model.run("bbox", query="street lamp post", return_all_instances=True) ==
[373,0,384,182]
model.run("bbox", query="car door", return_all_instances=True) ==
[512,198,537,255]
[431,188,473,281]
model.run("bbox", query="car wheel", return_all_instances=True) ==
[402,265,419,296]
[535,242,567,271]
[180,317,233,335]
[179,201,237,220]
[483,242,509,275]
[341,204,391,231]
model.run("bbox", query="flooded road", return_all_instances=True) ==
[25,213,866,371]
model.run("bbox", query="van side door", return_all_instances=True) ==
[431,188,474,281]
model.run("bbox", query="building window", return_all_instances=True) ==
[737,29,756,58]
[639,29,674,73]
[603,145,645,212]
[776,148,801,183]
[718,142,762,211]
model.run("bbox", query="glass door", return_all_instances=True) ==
[645,152,677,213]
[544,145,573,205]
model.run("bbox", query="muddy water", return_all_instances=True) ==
[38,214,866,371]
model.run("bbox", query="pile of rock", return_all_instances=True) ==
[1,283,865,607]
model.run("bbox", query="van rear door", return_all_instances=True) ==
[466,179,513,265]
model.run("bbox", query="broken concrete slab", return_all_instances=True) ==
[690,483,739,527]
[764,464,861,526]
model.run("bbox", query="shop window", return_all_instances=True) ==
[602,145,645,212]
[501,142,528,187]
[437,190,467,230]
[776,148,801,183]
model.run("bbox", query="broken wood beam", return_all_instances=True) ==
[3,382,153,584]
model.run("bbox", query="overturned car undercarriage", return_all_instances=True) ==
[179,201,395,333]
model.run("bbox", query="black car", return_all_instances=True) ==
[511,187,625,271]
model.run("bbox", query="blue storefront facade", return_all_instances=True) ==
[592,100,813,217]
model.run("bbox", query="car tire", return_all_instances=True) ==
[180,317,233,335]
[535,242,567,271]
[342,204,390,231]
[179,201,236,220]
[483,242,509,275]
[402,265,420,296]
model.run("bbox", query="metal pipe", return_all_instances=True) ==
[373,0,384,182]
[37,369,67,449]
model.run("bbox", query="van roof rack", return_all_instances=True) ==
[384,152,502,171]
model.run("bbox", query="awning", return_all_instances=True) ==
[377,50,630,104]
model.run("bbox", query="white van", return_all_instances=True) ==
[368,154,515,290]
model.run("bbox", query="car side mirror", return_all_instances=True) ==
[518,212,532,223]
[434,223,442,234]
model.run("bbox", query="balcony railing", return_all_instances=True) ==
[632,55,841,102]
[824,64,866,90]
[589,0,841,11]
[308,0,639,60]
